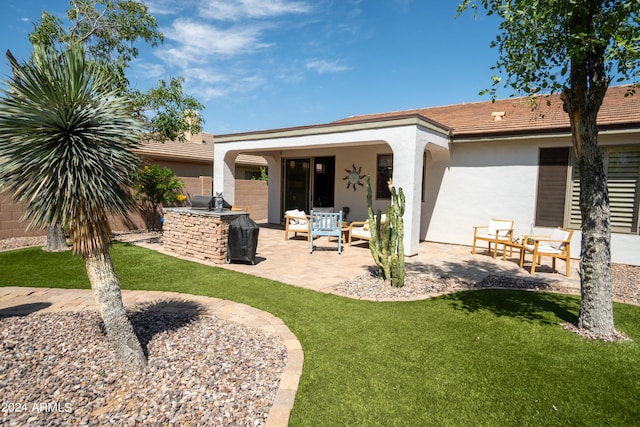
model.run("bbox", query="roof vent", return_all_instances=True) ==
[492,111,506,121]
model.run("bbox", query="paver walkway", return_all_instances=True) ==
[116,225,581,293]
[0,225,581,426]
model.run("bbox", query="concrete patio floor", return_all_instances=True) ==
[121,224,581,294]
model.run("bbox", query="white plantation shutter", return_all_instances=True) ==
[607,150,640,232]
[568,164,581,229]
[567,148,640,234]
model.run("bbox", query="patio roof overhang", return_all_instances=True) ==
[214,113,452,146]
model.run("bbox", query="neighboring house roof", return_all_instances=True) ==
[136,139,214,164]
[135,132,267,166]
[335,85,640,139]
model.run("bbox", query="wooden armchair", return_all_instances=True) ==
[284,209,310,241]
[348,214,386,246]
[471,218,515,259]
[520,227,574,277]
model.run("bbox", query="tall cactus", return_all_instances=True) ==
[389,186,405,287]
[365,176,406,287]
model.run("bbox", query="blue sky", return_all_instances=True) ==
[1,1,509,135]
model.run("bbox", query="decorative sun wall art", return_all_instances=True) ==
[343,164,365,191]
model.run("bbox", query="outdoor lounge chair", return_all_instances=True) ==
[471,218,514,259]
[284,209,310,241]
[309,210,343,254]
[520,227,574,277]
[348,214,386,246]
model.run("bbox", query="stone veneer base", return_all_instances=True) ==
[162,208,248,264]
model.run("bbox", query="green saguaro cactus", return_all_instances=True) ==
[365,176,406,287]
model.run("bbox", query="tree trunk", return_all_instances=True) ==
[575,119,614,335]
[562,85,615,336]
[44,223,69,252]
[84,248,147,372]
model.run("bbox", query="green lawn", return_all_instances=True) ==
[1,243,639,426]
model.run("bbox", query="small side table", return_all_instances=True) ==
[501,240,524,263]
[329,221,350,244]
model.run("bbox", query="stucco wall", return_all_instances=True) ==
[259,144,392,223]
[423,133,640,266]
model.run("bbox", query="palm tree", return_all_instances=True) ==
[0,46,146,371]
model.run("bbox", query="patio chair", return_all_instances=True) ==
[284,209,310,241]
[231,204,250,213]
[520,227,574,277]
[348,214,386,246]
[471,218,514,259]
[309,210,343,254]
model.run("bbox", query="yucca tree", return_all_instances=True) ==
[0,45,146,371]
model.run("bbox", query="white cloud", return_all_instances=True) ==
[138,63,166,79]
[189,74,267,102]
[199,0,311,21]
[186,67,228,84]
[161,18,269,64]
[145,0,179,15]
[305,59,350,74]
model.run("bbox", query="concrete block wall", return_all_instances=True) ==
[234,180,268,222]
[181,176,213,200]
[0,192,43,239]
[1,179,267,238]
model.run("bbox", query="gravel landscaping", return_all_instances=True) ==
[1,308,286,426]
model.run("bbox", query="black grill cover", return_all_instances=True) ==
[226,215,259,264]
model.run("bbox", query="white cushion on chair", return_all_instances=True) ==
[351,227,371,240]
[285,209,307,225]
[549,228,570,249]
[288,223,308,232]
[488,219,512,237]
[524,244,562,254]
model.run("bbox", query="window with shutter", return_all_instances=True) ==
[535,147,570,227]
[607,150,640,233]
[567,148,640,234]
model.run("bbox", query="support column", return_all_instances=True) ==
[265,156,282,224]
[388,134,427,256]
[213,147,237,204]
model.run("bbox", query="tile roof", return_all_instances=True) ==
[135,133,267,166]
[135,139,214,163]
[335,85,640,138]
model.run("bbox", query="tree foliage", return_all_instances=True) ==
[28,0,204,140]
[135,164,186,229]
[131,77,205,142]
[458,1,640,337]
[29,0,162,93]
[457,1,640,97]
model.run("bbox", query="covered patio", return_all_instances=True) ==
[213,115,452,257]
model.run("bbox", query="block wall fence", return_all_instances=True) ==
[0,179,268,239]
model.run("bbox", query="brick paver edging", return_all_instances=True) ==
[0,287,302,427]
